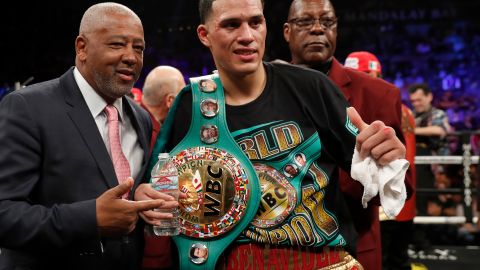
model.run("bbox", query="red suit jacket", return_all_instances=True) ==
[328,58,414,270]
[396,105,416,221]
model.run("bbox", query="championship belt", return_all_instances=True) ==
[170,74,261,270]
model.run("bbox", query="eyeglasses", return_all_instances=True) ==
[288,17,337,30]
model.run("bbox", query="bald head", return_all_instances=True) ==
[143,66,185,105]
[142,66,185,123]
[79,2,141,35]
[74,2,144,104]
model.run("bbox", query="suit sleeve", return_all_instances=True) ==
[321,82,358,172]
[0,93,98,251]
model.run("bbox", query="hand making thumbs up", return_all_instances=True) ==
[347,107,406,165]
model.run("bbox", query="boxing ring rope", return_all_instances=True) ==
[414,216,478,224]
[412,131,479,225]
[414,156,479,165]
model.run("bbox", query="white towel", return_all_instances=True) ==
[350,148,409,218]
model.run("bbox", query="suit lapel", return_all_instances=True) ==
[60,68,118,189]
[328,58,352,103]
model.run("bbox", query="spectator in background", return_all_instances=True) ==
[142,66,185,125]
[344,51,382,78]
[409,83,451,156]
[345,51,416,270]
[283,1,413,269]
[409,83,451,215]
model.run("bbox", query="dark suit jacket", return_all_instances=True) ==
[0,68,152,270]
[328,58,414,270]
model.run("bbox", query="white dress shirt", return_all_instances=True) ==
[73,67,143,180]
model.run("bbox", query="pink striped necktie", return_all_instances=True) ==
[104,105,131,198]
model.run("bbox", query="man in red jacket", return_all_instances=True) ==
[283,1,414,269]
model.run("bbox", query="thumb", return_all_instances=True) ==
[347,107,368,132]
[110,177,134,198]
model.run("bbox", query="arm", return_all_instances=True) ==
[305,75,405,170]
[302,76,357,171]
[341,83,413,203]
[415,125,447,137]
[415,109,451,137]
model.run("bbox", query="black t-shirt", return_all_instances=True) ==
[164,62,358,248]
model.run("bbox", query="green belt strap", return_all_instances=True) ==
[170,74,260,270]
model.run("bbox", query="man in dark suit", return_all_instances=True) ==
[0,3,177,270]
[283,0,414,269]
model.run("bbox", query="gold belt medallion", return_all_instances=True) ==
[252,163,297,228]
[173,146,250,238]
